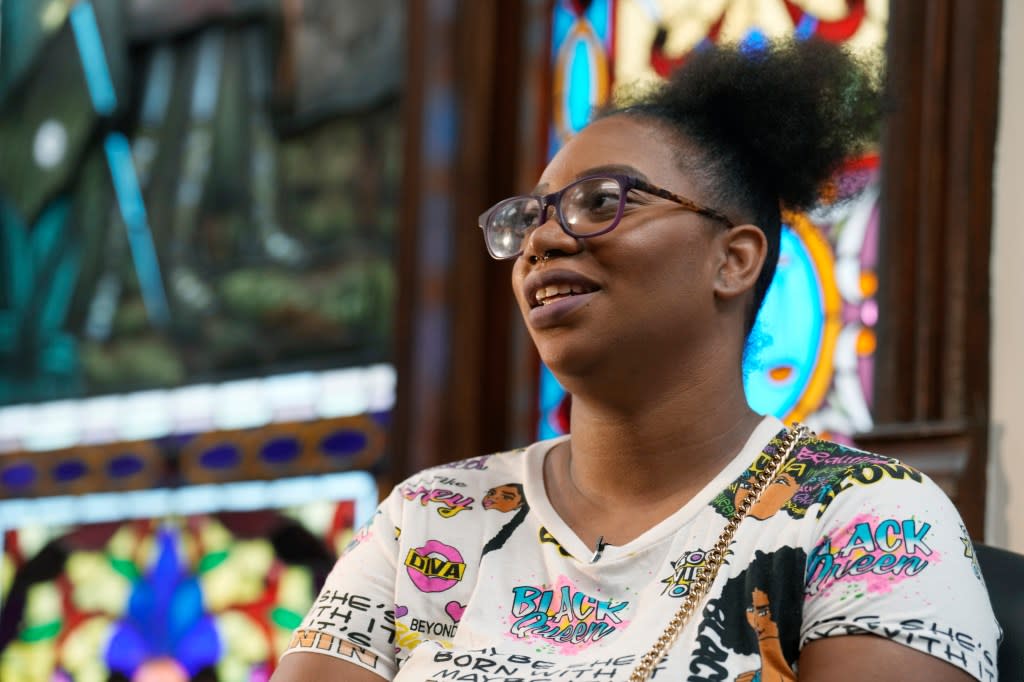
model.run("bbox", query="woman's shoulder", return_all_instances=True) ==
[709,434,943,525]
[402,442,534,485]
[384,438,557,518]
[786,436,942,517]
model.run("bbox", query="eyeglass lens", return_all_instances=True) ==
[485,176,624,258]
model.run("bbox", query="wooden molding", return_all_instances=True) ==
[870,0,1002,537]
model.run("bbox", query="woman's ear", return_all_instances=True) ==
[713,224,767,300]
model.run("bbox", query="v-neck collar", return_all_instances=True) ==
[520,415,785,565]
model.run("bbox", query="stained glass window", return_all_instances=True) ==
[0,2,403,677]
[540,0,887,441]
[0,0,403,406]
[0,473,376,681]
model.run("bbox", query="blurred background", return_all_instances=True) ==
[0,0,1019,680]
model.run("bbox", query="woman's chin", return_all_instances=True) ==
[535,341,605,383]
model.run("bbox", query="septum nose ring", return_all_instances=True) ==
[528,252,552,265]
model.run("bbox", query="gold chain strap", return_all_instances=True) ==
[628,423,812,682]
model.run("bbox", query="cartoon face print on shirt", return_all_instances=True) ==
[483,483,525,512]
[745,588,777,639]
[482,483,530,557]
[735,587,793,682]
[735,471,800,521]
[687,547,804,682]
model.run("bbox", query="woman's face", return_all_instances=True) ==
[737,471,799,520]
[511,115,727,382]
[482,484,523,512]
[745,587,779,640]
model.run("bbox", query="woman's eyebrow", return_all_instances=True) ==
[530,164,652,195]
[583,164,650,181]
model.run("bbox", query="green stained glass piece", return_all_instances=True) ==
[198,550,229,573]
[108,556,140,580]
[271,607,303,630]
[20,620,61,642]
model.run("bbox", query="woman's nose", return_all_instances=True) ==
[521,206,582,263]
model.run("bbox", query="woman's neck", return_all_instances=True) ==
[541,369,764,549]
[565,389,763,507]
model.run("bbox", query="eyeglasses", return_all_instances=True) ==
[477,173,733,260]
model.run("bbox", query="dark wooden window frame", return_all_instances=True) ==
[863,0,1002,538]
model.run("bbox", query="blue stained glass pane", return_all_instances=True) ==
[743,226,824,417]
[169,579,204,643]
[425,89,457,165]
[1,462,36,488]
[105,623,149,674]
[321,430,367,457]
[105,133,171,326]
[586,0,610,44]
[175,614,221,675]
[108,453,145,478]
[552,2,576,51]
[69,1,117,115]
[260,437,301,464]
[538,364,566,440]
[795,15,818,40]
[568,39,594,132]
[53,459,88,482]
[741,28,769,53]
[198,444,240,470]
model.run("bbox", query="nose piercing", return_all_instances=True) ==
[528,253,552,264]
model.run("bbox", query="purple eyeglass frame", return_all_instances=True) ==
[477,173,734,260]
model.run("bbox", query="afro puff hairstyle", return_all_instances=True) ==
[603,38,883,329]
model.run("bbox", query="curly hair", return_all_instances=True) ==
[708,546,807,663]
[603,38,883,328]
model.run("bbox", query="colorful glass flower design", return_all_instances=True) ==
[105,527,221,680]
[1,500,353,681]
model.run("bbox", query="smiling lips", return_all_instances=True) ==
[534,282,597,307]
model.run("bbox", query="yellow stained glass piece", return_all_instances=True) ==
[107,523,138,560]
[66,551,129,615]
[59,616,113,678]
[198,516,234,552]
[24,582,62,625]
[285,500,337,538]
[278,565,315,613]
[1,552,13,597]
[217,610,270,662]
[615,0,889,91]
[200,539,275,611]
[0,640,58,682]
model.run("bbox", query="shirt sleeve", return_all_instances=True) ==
[280,487,402,679]
[800,469,1001,682]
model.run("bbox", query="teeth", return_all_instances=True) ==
[534,283,593,305]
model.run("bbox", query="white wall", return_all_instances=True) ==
[986,0,1024,553]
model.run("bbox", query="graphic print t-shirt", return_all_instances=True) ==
[282,417,1000,681]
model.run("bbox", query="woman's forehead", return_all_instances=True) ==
[539,115,693,190]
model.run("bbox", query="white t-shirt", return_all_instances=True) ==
[282,416,1000,681]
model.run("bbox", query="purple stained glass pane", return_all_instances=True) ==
[321,429,368,458]
[1,462,37,489]
[107,453,145,478]
[198,443,241,470]
[53,459,88,482]
[260,436,301,464]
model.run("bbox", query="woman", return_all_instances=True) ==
[272,39,999,681]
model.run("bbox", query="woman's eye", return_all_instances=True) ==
[581,192,621,217]
[585,191,618,207]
